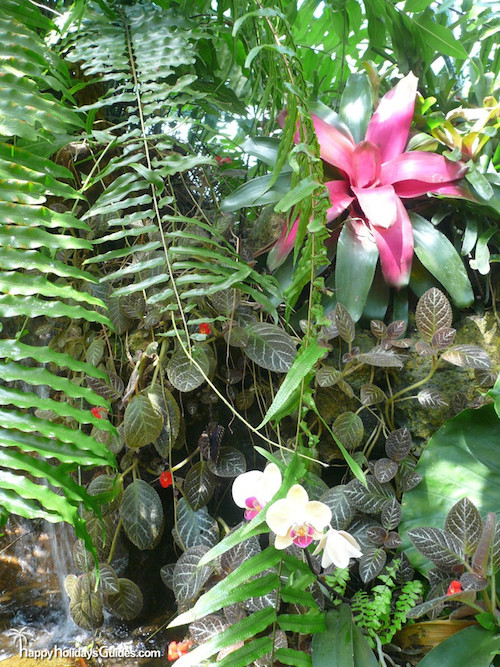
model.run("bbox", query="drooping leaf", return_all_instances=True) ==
[335,223,379,322]
[120,479,163,550]
[334,302,355,344]
[356,347,404,368]
[359,547,387,583]
[311,605,378,667]
[184,462,216,511]
[106,578,143,620]
[124,392,164,448]
[173,546,214,605]
[173,498,219,551]
[385,427,412,462]
[344,475,395,513]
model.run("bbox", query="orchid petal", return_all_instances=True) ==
[367,197,414,288]
[259,463,282,502]
[352,141,381,188]
[266,497,294,536]
[325,181,354,221]
[365,72,418,163]
[275,532,293,550]
[352,184,399,230]
[381,152,467,186]
[304,501,332,532]
[267,217,299,272]
[232,470,265,509]
[394,181,474,199]
[309,113,355,176]
[338,530,362,554]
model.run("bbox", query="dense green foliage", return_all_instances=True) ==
[0,0,498,664]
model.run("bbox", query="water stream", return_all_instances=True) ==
[0,518,171,664]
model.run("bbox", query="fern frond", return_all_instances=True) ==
[0,0,115,552]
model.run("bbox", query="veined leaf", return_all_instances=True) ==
[120,480,163,550]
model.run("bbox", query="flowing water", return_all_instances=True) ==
[0,518,170,664]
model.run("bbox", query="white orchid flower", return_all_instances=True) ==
[266,484,332,549]
[313,528,362,569]
[232,463,282,520]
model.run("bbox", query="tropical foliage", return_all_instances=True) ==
[0,0,499,664]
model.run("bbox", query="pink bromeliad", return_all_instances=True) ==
[268,72,469,287]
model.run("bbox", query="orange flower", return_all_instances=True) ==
[199,323,212,335]
[446,580,462,595]
[159,471,173,488]
[167,639,194,661]
[91,406,107,419]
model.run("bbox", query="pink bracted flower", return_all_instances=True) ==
[232,463,282,520]
[266,484,332,549]
[268,72,469,287]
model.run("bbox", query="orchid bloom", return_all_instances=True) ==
[232,463,282,520]
[268,72,469,287]
[266,484,332,549]
[313,528,362,569]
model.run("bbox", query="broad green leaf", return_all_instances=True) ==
[400,404,500,572]
[244,322,297,373]
[124,393,164,448]
[106,578,143,620]
[261,338,325,426]
[415,625,500,667]
[172,546,214,605]
[332,412,364,451]
[184,462,216,510]
[335,223,379,322]
[412,15,468,59]
[120,480,163,550]
[242,136,281,167]
[311,605,378,666]
[166,345,210,392]
[487,373,500,419]
[173,498,219,551]
[411,213,474,308]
